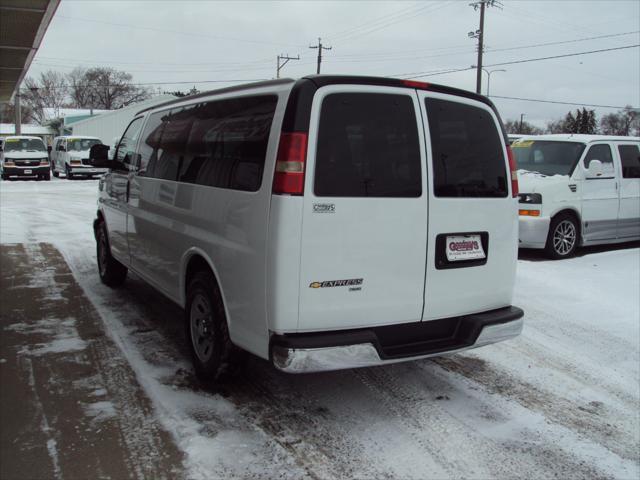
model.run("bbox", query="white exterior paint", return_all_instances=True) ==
[516,134,640,253]
[94,78,522,372]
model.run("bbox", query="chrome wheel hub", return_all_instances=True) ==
[553,220,576,256]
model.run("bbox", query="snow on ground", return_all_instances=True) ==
[1,178,639,479]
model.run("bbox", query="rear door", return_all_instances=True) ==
[418,92,518,320]
[298,86,428,331]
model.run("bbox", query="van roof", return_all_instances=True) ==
[54,135,101,140]
[3,135,43,140]
[516,134,640,143]
[134,74,498,116]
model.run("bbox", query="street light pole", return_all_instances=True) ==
[485,68,506,97]
[469,66,506,96]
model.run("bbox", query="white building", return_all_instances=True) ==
[70,95,175,145]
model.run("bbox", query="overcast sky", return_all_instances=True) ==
[27,0,640,128]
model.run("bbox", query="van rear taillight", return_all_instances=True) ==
[507,145,518,197]
[273,132,307,195]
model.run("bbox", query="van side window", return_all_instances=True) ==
[138,111,166,176]
[177,95,277,191]
[583,144,614,175]
[314,93,421,197]
[425,98,507,197]
[618,144,640,179]
[116,117,144,168]
[151,106,196,181]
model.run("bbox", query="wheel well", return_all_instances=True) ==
[551,208,582,238]
[185,254,214,295]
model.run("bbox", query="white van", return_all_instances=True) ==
[89,75,524,381]
[51,136,108,179]
[0,136,51,180]
[514,134,640,258]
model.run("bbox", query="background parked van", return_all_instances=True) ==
[515,134,640,258]
[51,136,108,179]
[90,75,524,382]
[1,136,51,181]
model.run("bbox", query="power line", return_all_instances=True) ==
[55,15,307,49]
[12,78,271,90]
[490,95,635,110]
[401,44,640,78]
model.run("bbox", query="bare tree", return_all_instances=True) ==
[22,70,68,123]
[83,67,151,109]
[504,119,542,135]
[600,106,639,136]
[67,67,91,108]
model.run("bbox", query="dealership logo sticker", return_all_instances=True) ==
[309,278,363,288]
[313,203,335,213]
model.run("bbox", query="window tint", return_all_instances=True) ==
[141,96,277,190]
[426,98,507,197]
[138,111,166,176]
[619,144,640,178]
[314,93,421,197]
[147,106,196,181]
[116,117,144,167]
[182,96,277,191]
[583,144,614,175]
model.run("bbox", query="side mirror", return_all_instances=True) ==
[586,159,604,178]
[88,144,113,168]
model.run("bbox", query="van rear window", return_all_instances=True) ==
[314,93,421,197]
[425,98,507,197]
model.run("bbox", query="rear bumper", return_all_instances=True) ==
[271,306,524,373]
[69,166,108,175]
[519,215,550,249]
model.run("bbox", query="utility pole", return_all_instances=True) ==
[276,54,300,79]
[14,92,21,135]
[309,37,332,74]
[469,1,502,94]
[519,113,525,132]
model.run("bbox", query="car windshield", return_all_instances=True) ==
[67,138,101,151]
[3,138,46,153]
[512,140,586,176]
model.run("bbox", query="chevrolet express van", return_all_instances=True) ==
[89,75,524,381]
[51,135,108,179]
[514,134,640,258]
[0,136,51,180]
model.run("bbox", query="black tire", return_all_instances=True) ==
[53,170,59,178]
[96,221,127,287]
[545,213,579,259]
[185,271,243,383]
[1,173,7,180]
[44,173,51,181]
[66,165,74,180]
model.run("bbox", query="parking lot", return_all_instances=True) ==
[0,177,638,479]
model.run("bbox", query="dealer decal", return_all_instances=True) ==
[309,278,363,289]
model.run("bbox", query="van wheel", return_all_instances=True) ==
[96,221,127,286]
[66,165,74,179]
[53,170,59,178]
[1,174,7,180]
[185,271,241,383]
[545,213,579,259]
[44,173,51,181]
